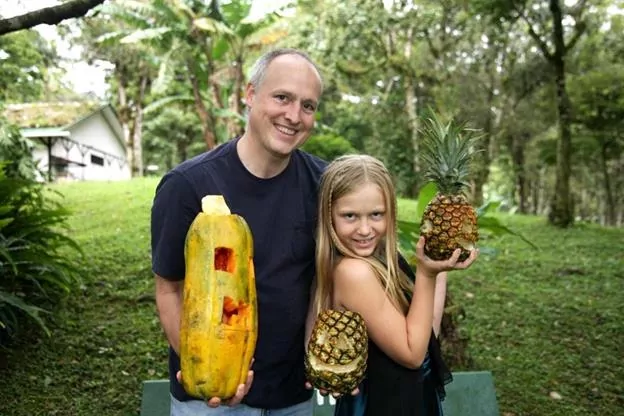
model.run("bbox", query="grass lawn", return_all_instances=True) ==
[0,177,622,415]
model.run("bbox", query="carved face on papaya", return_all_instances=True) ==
[179,196,258,400]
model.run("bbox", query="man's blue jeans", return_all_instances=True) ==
[170,395,314,416]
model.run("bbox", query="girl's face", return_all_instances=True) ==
[331,182,388,257]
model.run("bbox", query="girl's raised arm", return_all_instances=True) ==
[334,237,477,369]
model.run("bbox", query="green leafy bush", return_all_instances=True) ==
[0,164,83,344]
[0,111,39,181]
[301,133,357,161]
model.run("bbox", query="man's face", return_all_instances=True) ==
[245,54,322,158]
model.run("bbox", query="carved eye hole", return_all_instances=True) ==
[214,247,235,273]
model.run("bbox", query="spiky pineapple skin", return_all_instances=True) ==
[420,193,478,262]
[304,310,368,394]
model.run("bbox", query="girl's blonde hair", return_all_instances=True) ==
[313,154,413,316]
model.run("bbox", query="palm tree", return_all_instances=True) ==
[100,0,284,149]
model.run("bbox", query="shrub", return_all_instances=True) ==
[0,163,83,344]
[0,111,39,181]
[301,133,357,161]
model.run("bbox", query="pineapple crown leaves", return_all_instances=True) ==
[419,109,483,195]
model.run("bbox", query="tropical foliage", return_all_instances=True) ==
[0,110,82,344]
[0,162,83,343]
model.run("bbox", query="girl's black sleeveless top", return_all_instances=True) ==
[334,254,453,416]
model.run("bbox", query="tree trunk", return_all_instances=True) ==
[506,133,528,213]
[547,0,574,227]
[439,291,473,369]
[599,139,616,226]
[188,62,217,150]
[616,154,624,226]
[531,171,541,215]
[472,51,498,207]
[131,72,149,177]
[403,28,421,198]
[471,139,492,206]
[115,65,135,176]
[514,140,527,214]
[227,53,245,139]
[536,166,548,215]
[472,92,495,206]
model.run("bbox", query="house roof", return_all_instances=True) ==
[4,101,103,129]
[4,101,126,152]
[21,127,70,138]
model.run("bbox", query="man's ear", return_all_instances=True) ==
[244,83,255,107]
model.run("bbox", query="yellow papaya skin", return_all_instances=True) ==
[179,207,258,400]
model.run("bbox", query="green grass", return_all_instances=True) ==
[1,177,623,415]
[398,200,624,415]
[0,178,166,416]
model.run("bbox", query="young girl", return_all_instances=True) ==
[312,154,478,416]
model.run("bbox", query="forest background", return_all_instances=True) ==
[0,1,622,415]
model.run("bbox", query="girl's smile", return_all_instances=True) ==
[332,182,387,257]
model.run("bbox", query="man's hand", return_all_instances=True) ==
[176,358,254,408]
[304,381,360,399]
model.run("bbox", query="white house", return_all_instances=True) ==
[5,101,131,182]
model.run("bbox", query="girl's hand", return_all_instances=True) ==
[415,236,478,278]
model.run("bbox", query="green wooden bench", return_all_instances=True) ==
[140,371,499,416]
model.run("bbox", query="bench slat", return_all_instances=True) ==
[140,371,499,416]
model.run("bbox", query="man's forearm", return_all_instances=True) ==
[155,276,183,354]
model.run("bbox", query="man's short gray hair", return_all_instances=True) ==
[247,48,324,92]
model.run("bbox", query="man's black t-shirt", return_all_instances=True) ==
[150,137,327,409]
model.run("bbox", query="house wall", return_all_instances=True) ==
[32,111,131,182]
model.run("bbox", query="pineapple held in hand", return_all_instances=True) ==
[305,310,368,394]
[419,112,480,262]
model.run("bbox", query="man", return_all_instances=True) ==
[151,48,328,415]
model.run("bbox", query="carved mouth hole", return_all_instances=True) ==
[222,296,248,325]
[308,354,363,373]
[214,247,235,273]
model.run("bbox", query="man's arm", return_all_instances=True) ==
[155,274,184,354]
[432,271,447,338]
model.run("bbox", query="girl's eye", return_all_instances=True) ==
[371,211,385,221]
[342,213,355,220]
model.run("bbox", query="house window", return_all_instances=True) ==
[91,154,104,166]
